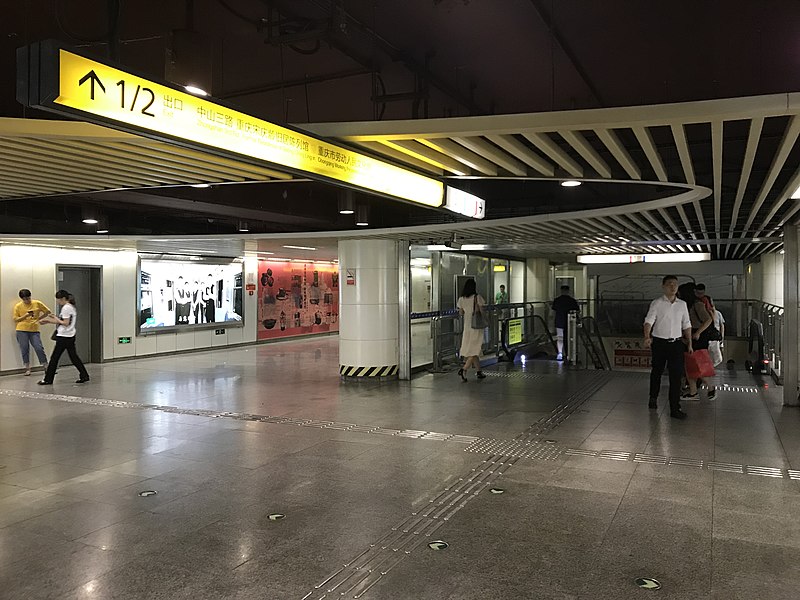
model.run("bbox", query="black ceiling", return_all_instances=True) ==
[2,0,800,236]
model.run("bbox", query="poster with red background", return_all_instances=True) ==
[257,259,339,340]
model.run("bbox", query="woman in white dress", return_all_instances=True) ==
[456,278,487,381]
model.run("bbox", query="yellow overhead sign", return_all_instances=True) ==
[51,49,443,207]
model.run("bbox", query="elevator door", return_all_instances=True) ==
[56,266,102,365]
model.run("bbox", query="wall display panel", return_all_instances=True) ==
[139,258,243,333]
[257,260,339,340]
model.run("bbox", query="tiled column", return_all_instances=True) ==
[338,239,399,379]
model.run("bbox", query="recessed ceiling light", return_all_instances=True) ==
[283,245,316,251]
[191,183,211,188]
[561,180,582,187]
[185,85,208,96]
[82,218,98,224]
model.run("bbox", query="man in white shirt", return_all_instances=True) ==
[643,275,693,420]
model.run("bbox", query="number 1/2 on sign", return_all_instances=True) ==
[115,80,155,117]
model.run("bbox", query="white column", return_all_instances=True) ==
[783,226,799,406]
[339,239,399,378]
[525,258,550,302]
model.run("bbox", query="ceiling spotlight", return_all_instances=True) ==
[96,217,109,234]
[561,180,582,187]
[238,221,249,232]
[191,183,211,189]
[356,205,369,226]
[185,85,208,96]
[338,190,355,215]
[81,207,98,224]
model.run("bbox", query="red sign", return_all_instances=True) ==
[346,269,355,285]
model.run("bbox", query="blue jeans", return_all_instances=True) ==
[16,331,47,366]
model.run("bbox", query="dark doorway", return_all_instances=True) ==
[56,266,103,365]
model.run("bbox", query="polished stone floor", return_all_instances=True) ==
[1,337,799,599]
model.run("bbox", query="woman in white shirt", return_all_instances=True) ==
[456,278,487,381]
[38,290,90,385]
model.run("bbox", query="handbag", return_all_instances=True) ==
[708,341,723,367]
[470,295,487,329]
[50,329,58,341]
[685,349,715,379]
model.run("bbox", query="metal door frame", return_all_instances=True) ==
[55,264,104,363]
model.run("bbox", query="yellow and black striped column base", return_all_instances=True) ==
[340,365,398,379]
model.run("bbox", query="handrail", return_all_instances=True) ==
[580,316,612,370]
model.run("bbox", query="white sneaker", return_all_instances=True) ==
[556,353,563,361]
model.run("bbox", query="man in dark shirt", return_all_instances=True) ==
[552,285,580,360]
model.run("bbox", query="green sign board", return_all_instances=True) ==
[508,319,523,345]
[118,337,132,344]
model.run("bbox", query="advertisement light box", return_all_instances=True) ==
[138,258,243,334]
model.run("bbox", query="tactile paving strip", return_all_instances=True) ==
[0,389,478,446]
[302,454,516,600]
[303,372,617,599]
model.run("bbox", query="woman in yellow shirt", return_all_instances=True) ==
[12,289,51,376]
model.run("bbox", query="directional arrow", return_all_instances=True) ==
[79,70,106,100]
[634,577,662,590]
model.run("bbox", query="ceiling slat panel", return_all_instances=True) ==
[725,117,763,257]
[596,129,641,180]
[522,132,584,177]
[354,140,443,175]
[376,139,470,175]
[712,120,723,239]
[559,131,612,178]
[484,134,554,176]
[451,136,528,176]
[418,138,498,175]
[633,127,668,182]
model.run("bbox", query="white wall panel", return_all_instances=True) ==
[340,269,399,305]
[0,245,266,373]
[156,333,178,354]
[135,334,158,356]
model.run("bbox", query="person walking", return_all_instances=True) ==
[552,285,579,360]
[643,275,692,420]
[683,282,717,400]
[37,290,90,385]
[456,278,487,381]
[12,288,51,376]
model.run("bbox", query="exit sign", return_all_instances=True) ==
[118,337,131,344]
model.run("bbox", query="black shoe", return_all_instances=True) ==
[681,392,698,399]
[476,371,487,380]
[457,369,467,382]
[708,387,716,400]
[648,399,657,409]
[37,380,52,385]
[75,377,90,384]
[670,410,688,420]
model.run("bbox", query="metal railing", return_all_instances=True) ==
[412,298,783,375]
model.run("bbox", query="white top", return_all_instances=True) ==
[713,310,725,330]
[56,303,77,337]
[644,295,691,339]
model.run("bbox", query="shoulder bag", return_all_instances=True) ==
[471,295,488,329]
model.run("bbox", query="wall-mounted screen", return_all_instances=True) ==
[138,258,244,333]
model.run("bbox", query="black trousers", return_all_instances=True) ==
[649,338,685,412]
[42,336,89,383]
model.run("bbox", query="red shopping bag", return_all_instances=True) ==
[685,349,715,379]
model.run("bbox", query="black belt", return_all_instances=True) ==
[653,336,681,343]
